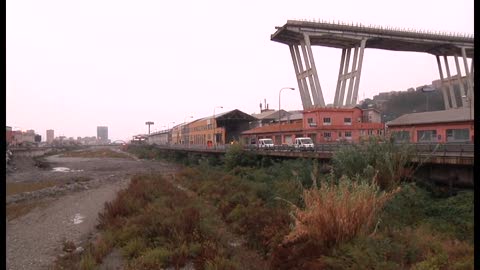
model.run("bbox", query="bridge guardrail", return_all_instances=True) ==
[146,142,474,155]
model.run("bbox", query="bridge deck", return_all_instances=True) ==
[271,20,474,57]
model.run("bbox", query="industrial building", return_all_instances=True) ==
[386,108,474,143]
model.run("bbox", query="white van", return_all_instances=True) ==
[293,137,315,151]
[258,138,275,149]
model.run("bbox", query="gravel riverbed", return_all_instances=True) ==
[6,147,179,270]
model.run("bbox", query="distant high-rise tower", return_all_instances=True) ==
[46,129,54,143]
[97,126,108,143]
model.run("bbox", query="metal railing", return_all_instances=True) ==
[148,142,474,157]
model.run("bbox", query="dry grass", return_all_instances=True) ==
[284,176,400,249]
[6,200,50,221]
[61,149,131,159]
[6,181,60,196]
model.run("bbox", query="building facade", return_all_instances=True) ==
[11,130,36,146]
[46,129,54,143]
[387,108,474,143]
[6,126,13,145]
[147,130,170,145]
[302,107,384,143]
[241,107,384,145]
[97,126,109,143]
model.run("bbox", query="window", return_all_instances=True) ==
[344,117,352,125]
[323,117,331,125]
[345,131,352,138]
[392,131,410,143]
[446,129,469,142]
[338,132,342,137]
[308,118,317,127]
[417,130,437,142]
[324,132,331,139]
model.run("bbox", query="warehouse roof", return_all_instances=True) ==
[386,108,472,127]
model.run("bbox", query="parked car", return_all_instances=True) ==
[293,137,315,151]
[258,138,275,149]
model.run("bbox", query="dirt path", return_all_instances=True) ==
[6,147,178,270]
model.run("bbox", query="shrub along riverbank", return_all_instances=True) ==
[58,141,473,269]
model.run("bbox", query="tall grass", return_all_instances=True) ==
[284,175,400,249]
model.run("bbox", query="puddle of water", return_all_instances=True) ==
[52,167,71,172]
[52,167,84,173]
[72,213,85,225]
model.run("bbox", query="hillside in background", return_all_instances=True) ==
[359,86,466,123]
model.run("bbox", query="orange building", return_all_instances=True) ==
[181,109,256,147]
[241,122,304,145]
[386,108,474,143]
[241,107,385,145]
[188,117,223,146]
[302,107,384,143]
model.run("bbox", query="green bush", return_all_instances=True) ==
[224,143,257,170]
[322,236,401,270]
[332,137,416,190]
[381,184,474,243]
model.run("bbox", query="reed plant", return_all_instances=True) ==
[284,174,400,249]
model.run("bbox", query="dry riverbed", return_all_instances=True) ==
[6,147,179,270]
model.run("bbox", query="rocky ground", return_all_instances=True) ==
[6,147,179,270]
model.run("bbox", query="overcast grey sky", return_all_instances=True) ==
[6,0,474,142]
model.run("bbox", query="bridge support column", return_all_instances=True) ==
[333,39,367,107]
[435,54,473,110]
[461,48,474,113]
[288,34,325,109]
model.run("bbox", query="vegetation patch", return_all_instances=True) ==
[6,200,50,221]
[332,137,417,190]
[87,144,473,269]
[55,173,267,269]
[60,149,131,159]
[6,180,60,196]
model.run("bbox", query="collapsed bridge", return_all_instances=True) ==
[271,20,474,111]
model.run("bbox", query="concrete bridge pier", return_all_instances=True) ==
[288,34,326,109]
[435,50,474,111]
[333,39,367,107]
